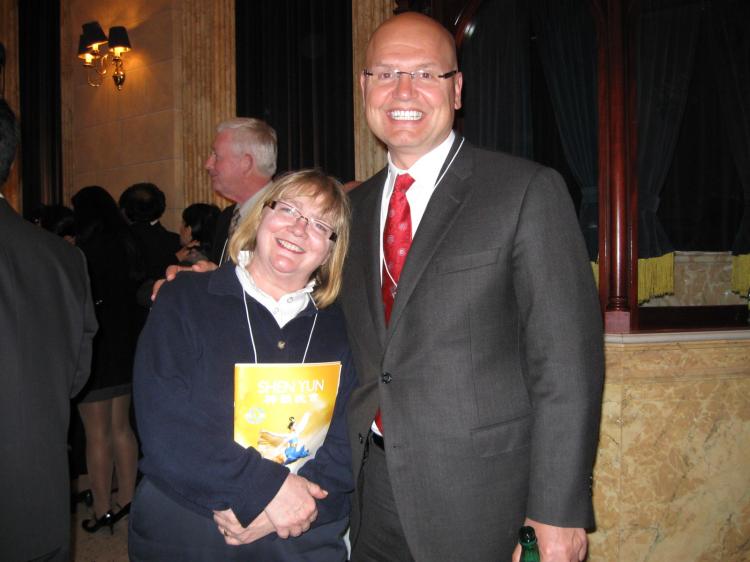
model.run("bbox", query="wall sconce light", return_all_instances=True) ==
[77,21,132,91]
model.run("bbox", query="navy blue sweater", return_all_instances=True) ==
[133,262,356,530]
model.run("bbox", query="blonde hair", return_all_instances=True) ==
[228,169,351,308]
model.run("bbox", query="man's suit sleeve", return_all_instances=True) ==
[511,167,604,528]
[70,249,98,398]
[209,206,233,264]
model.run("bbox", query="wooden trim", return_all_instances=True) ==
[595,0,635,332]
[0,0,20,211]
[453,0,483,49]
[638,306,749,331]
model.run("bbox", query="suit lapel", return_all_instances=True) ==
[352,167,389,346]
[386,139,475,341]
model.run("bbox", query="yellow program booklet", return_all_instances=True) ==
[234,362,342,473]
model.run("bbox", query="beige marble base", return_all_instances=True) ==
[643,251,747,306]
[589,331,750,561]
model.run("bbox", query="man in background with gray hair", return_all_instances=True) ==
[204,117,278,267]
[152,119,277,294]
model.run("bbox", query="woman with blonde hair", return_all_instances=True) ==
[129,169,355,561]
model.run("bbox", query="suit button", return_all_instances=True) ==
[381,372,392,384]
[358,433,364,444]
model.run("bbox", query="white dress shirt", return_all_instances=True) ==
[378,131,456,281]
[235,250,315,328]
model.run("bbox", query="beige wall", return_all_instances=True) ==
[61,0,234,231]
[59,0,389,231]
[62,0,183,229]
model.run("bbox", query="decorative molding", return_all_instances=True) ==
[605,329,750,345]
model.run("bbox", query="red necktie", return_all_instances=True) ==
[376,173,415,435]
[382,173,415,324]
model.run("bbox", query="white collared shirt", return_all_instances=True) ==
[378,131,456,280]
[235,250,315,328]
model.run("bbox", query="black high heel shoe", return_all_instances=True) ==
[111,502,131,523]
[81,510,115,535]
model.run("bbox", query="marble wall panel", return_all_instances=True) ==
[589,334,750,561]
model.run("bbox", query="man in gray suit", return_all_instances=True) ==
[0,100,98,561]
[341,12,603,562]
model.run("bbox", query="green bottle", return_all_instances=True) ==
[519,526,541,562]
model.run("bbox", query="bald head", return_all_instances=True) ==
[367,12,458,70]
[361,12,462,168]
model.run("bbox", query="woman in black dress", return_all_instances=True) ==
[72,185,144,533]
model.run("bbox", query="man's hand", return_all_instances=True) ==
[150,260,218,301]
[262,473,328,539]
[188,259,219,273]
[213,508,275,545]
[511,518,587,562]
[175,241,200,263]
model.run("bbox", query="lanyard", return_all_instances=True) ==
[382,137,465,290]
[242,292,318,364]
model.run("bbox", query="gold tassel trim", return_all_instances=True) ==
[637,252,674,304]
[731,253,750,297]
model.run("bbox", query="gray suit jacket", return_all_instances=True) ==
[0,198,98,561]
[340,138,604,561]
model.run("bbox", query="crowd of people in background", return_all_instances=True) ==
[30,181,222,537]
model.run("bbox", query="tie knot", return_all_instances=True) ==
[393,173,415,194]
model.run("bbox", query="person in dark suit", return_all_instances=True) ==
[0,99,98,561]
[339,13,604,562]
[119,182,181,295]
[151,118,279,297]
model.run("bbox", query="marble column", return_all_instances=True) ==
[181,0,235,209]
[351,0,394,182]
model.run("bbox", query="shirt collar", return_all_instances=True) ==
[238,181,272,217]
[387,130,456,187]
[235,250,316,328]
